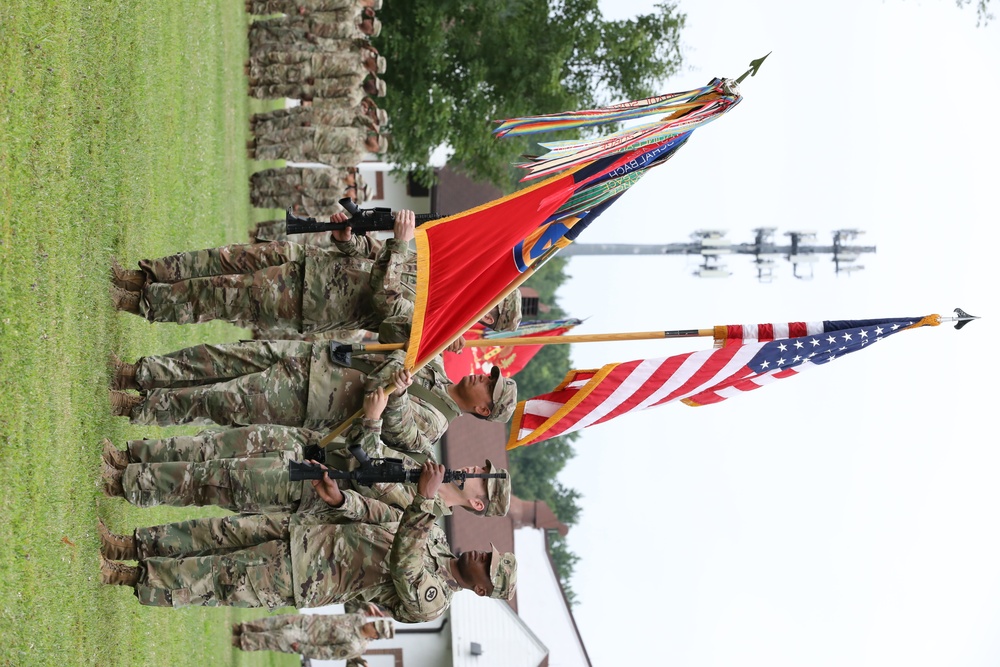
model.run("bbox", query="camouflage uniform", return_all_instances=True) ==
[250,37,371,64]
[135,234,414,334]
[235,612,379,662]
[249,165,356,195]
[249,165,359,214]
[249,15,377,46]
[249,0,378,14]
[127,344,460,458]
[250,77,368,104]
[120,419,431,514]
[249,50,384,85]
[125,424,319,463]
[133,495,464,621]
[251,104,378,137]
[251,126,379,165]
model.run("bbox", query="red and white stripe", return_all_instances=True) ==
[719,321,823,346]
[510,342,815,448]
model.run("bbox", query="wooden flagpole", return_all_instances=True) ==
[316,326,716,447]
[336,327,717,355]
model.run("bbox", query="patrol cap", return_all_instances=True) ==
[371,619,395,639]
[487,366,517,423]
[367,17,382,37]
[365,76,386,97]
[374,55,387,74]
[483,458,511,517]
[375,108,388,126]
[488,544,517,600]
[493,289,522,332]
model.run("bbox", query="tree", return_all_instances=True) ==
[373,0,686,186]
[956,0,993,25]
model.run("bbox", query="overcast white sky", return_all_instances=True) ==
[551,1,999,665]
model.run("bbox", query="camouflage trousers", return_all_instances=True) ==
[131,340,314,427]
[125,424,318,463]
[251,108,370,137]
[249,165,354,198]
[138,241,306,330]
[120,422,416,514]
[249,0,359,14]
[249,53,365,85]
[249,76,364,103]
[252,126,364,165]
[236,613,367,660]
[136,514,294,608]
[237,615,313,654]
[122,456,328,514]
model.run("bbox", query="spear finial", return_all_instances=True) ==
[944,307,980,330]
[736,52,771,83]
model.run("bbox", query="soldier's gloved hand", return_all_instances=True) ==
[330,211,352,243]
[417,462,445,499]
[389,369,412,396]
[309,460,345,507]
[363,387,389,420]
[393,209,415,243]
[445,337,466,354]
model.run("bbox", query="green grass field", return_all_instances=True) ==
[0,3,295,665]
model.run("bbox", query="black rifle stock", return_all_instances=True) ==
[285,198,440,235]
[289,444,506,489]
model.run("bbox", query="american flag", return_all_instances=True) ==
[505,314,940,449]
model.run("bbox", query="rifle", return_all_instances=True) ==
[289,444,506,490]
[285,197,440,235]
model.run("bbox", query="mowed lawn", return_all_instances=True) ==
[0,2,294,665]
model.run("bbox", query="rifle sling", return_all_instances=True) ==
[344,355,460,423]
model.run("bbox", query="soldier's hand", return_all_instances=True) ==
[393,209,415,243]
[309,460,345,507]
[367,603,386,617]
[417,461,445,499]
[363,386,389,420]
[445,337,466,354]
[389,369,412,396]
[330,211,352,242]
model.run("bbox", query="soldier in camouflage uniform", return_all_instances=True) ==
[249,73,384,101]
[108,334,518,459]
[248,0,382,15]
[250,9,381,41]
[111,210,408,333]
[101,387,512,518]
[250,126,386,165]
[233,611,393,663]
[250,100,385,137]
[109,211,520,339]
[99,464,518,621]
[249,166,363,214]
[249,47,385,85]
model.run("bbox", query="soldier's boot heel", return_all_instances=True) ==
[108,390,142,418]
[108,354,140,391]
[110,257,145,292]
[109,284,140,314]
[99,554,139,587]
[100,464,125,498]
[98,518,137,560]
[100,437,130,470]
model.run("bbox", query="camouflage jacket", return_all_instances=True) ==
[289,494,460,622]
[300,235,415,334]
[323,420,450,516]
[306,346,459,458]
